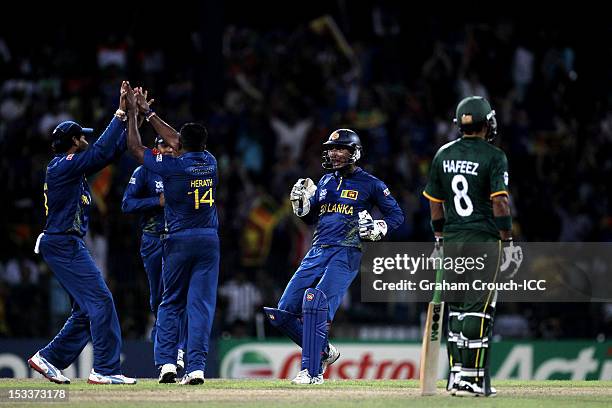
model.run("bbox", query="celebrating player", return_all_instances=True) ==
[423,96,522,397]
[122,136,187,371]
[124,86,219,385]
[28,81,136,385]
[264,129,404,384]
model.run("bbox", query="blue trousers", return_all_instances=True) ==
[140,233,186,351]
[154,228,219,374]
[38,234,122,375]
[278,245,361,321]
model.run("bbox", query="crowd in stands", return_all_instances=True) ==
[1,10,611,341]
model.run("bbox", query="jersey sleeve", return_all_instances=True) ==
[372,180,404,231]
[143,148,179,176]
[121,167,161,213]
[423,153,445,203]
[489,150,509,198]
[59,117,127,179]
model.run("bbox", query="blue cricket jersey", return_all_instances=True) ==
[121,165,165,235]
[306,167,404,248]
[142,149,218,233]
[43,117,126,237]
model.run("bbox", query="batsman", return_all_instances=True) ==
[264,129,404,384]
[423,96,522,397]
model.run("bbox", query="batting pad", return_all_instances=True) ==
[263,307,303,346]
[301,288,329,376]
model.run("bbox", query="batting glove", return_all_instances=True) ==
[430,236,443,261]
[358,210,388,241]
[500,238,523,279]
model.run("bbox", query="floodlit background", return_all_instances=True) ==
[1,4,610,379]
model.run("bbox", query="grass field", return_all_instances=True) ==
[0,379,611,407]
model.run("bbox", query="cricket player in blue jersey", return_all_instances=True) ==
[122,136,187,371]
[125,86,219,385]
[264,129,404,384]
[28,81,136,385]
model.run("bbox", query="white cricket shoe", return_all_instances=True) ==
[448,372,461,395]
[454,380,496,397]
[28,352,71,384]
[180,370,204,385]
[311,373,324,385]
[158,363,177,383]
[87,369,137,384]
[291,369,324,385]
[322,343,340,374]
[177,349,185,371]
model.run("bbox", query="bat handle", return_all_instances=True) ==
[432,248,444,304]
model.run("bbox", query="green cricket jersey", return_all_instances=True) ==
[423,137,509,237]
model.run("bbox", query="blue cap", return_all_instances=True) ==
[52,121,93,141]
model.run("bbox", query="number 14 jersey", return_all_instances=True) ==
[143,149,218,233]
[423,137,509,237]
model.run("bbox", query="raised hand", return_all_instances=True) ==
[134,87,155,114]
[290,178,316,217]
[124,82,137,113]
[119,81,130,112]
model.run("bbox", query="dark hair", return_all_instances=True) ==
[460,121,486,135]
[51,136,74,153]
[179,123,208,152]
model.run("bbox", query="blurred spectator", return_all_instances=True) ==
[219,271,263,336]
[0,12,610,340]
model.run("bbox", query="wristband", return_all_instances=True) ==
[145,108,156,121]
[494,215,513,231]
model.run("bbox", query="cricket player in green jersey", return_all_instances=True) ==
[423,96,523,397]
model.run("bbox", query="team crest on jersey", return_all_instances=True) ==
[306,293,315,301]
[383,188,390,196]
[319,189,327,201]
[340,189,359,200]
[155,180,164,193]
[504,171,509,186]
[66,154,74,160]
[129,177,136,185]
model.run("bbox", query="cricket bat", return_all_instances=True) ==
[419,261,445,396]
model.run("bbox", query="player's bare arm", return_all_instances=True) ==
[149,115,180,152]
[492,194,512,240]
[429,201,444,239]
[126,84,147,164]
[138,93,181,152]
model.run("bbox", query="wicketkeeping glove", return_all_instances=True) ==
[500,239,523,278]
[290,178,317,217]
[358,210,388,241]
